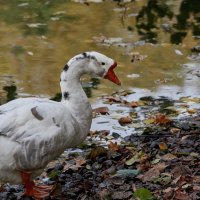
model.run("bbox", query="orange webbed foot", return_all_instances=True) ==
[21,171,55,200]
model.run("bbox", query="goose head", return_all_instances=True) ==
[65,51,121,85]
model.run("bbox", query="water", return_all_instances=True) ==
[0,0,200,104]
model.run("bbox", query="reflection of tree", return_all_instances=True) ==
[0,0,76,36]
[135,0,200,44]
[171,0,200,44]
[0,77,100,104]
[136,0,173,43]
[1,85,17,104]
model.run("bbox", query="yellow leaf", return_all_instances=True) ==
[187,108,197,114]
[143,118,155,125]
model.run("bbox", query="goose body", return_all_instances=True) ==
[0,51,120,198]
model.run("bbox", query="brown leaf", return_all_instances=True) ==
[172,165,192,178]
[159,142,168,151]
[93,107,109,115]
[127,101,140,108]
[106,96,123,103]
[140,162,166,182]
[170,128,181,134]
[163,187,174,199]
[111,191,132,199]
[141,168,160,182]
[118,116,132,125]
[174,189,190,200]
[88,130,98,137]
[172,175,182,185]
[98,189,111,200]
[155,162,167,171]
[162,153,177,161]
[108,141,120,151]
[75,157,86,168]
[155,114,172,125]
[193,185,200,191]
[194,176,200,183]
[0,186,5,192]
[87,146,107,159]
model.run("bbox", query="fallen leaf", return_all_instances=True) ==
[93,106,109,115]
[151,158,161,164]
[155,114,171,125]
[187,108,197,114]
[163,187,174,199]
[106,96,123,103]
[153,173,172,185]
[118,116,132,125]
[159,142,168,151]
[125,151,143,165]
[162,153,177,161]
[164,106,179,114]
[129,111,137,118]
[98,189,111,200]
[170,128,181,134]
[127,101,145,108]
[75,157,86,168]
[116,169,140,177]
[110,176,125,185]
[174,189,190,200]
[172,175,183,185]
[182,183,192,189]
[133,188,153,200]
[194,176,200,183]
[193,185,200,191]
[155,162,167,171]
[128,122,143,128]
[140,162,167,182]
[111,191,133,200]
[108,141,120,151]
[141,168,160,182]
[143,118,156,125]
[0,186,5,192]
[87,146,107,159]
[172,165,192,178]
[179,97,200,103]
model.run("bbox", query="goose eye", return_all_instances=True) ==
[101,62,105,65]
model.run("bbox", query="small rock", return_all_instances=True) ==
[118,116,132,126]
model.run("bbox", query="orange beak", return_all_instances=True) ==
[104,62,121,85]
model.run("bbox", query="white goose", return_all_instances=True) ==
[0,51,121,199]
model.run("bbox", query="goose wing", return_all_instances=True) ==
[0,98,80,170]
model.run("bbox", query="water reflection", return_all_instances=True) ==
[0,0,199,102]
[136,0,200,44]
[0,85,17,104]
[0,0,75,36]
[0,77,100,104]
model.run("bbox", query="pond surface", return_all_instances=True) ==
[0,0,200,104]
